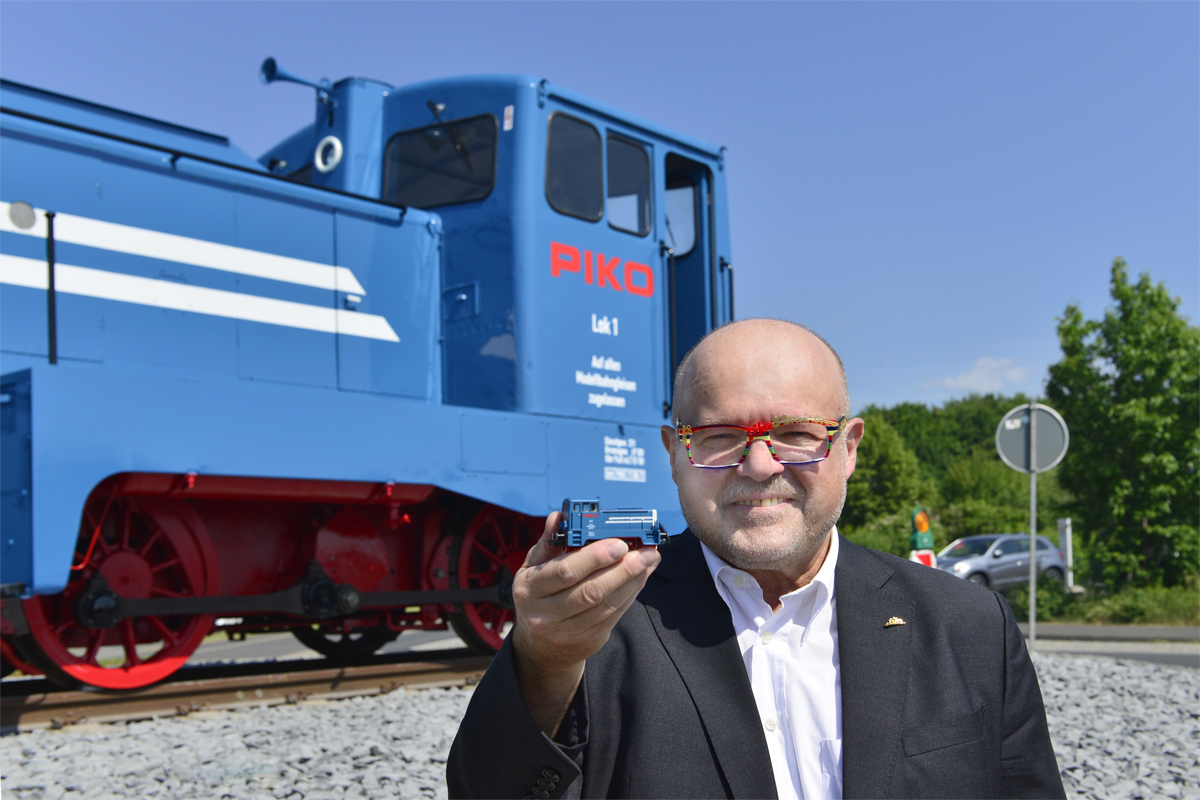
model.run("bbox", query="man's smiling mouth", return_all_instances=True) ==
[732,497,790,508]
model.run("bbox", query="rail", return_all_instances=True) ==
[1,651,491,733]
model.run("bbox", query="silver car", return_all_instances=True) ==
[936,534,1066,590]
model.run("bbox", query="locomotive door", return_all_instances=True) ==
[662,153,715,412]
[334,210,439,400]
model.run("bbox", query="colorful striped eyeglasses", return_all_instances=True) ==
[675,415,848,468]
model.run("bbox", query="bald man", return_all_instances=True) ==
[448,320,1064,800]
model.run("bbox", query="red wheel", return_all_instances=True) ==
[447,504,536,653]
[15,498,219,690]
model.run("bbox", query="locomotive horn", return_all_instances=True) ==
[260,57,332,100]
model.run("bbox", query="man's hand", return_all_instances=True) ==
[511,511,661,736]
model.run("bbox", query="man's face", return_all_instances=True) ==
[660,323,864,573]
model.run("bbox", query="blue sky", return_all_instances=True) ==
[2,1,1195,412]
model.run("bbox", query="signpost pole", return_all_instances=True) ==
[996,401,1068,651]
[1028,400,1038,646]
[1064,518,1074,587]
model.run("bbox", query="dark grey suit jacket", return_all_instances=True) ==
[448,533,1065,799]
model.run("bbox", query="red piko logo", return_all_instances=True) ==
[550,241,655,298]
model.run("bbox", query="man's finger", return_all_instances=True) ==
[521,538,631,598]
[553,546,658,615]
[561,556,656,630]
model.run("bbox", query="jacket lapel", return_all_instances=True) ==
[835,536,915,799]
[641,532,779,800]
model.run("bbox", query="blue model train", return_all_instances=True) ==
[553,498,668,549]
[0,60,732,689]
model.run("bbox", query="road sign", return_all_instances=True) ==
[909,506,934,567]
[996,404,1069,473]
[996,402,1070,647]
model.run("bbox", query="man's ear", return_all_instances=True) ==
[660,425,679,482]
[842,417,865,480]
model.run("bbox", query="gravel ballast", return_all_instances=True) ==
[2,653,1197,799]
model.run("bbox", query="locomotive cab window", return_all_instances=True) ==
[607,135,650,236]
[383,114,497,208]
[664,179,697,256]
[546,113,603,221]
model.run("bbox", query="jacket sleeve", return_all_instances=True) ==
[446,636,588,799]
[997,594,1067,799]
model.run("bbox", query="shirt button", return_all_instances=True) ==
[765,717,778,731]
[734,575,745,587]
[761,631,773,645]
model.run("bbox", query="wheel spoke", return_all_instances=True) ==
[83,630,104,664]
[469,541,505,568]
[52,619,74,637]
[150,586,184,598]
[138,527,163,559]
[93,533,113,559]
[150,556,181,574]
[147,615,182,646]
[119,619,141,666]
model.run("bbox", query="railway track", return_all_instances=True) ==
[1,649,492,733]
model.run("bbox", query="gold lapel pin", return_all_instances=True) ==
[884,617,906,627]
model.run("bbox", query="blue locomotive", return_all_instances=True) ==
[0,59,732,689]
[553,498,668,549]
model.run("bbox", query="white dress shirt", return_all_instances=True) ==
[701,529,843,800]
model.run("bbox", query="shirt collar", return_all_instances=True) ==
[700,527,840,609]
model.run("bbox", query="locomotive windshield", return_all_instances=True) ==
[382,114,497,208]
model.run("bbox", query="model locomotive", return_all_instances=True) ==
[552,498,668,549]
[0,58,732,690]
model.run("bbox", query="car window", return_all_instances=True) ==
[1036,538,1051,550]
[546,113,603,221]
[940,537,997,558]
[995,539,1025,556]
[383,114,497,208]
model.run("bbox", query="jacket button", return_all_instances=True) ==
[538,778,556,790]
[532,788,550,799]
[542,769,560,781]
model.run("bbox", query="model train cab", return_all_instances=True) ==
[258,61,733,419]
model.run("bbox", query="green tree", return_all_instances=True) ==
[842,414,926,532]
[936,447,1071,543]
[1045,258,1199,588]
[862,394,1031,486]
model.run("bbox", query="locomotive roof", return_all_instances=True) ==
[0,78,266,172]
[391,73,724,163]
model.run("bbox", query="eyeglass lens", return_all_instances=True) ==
[687,422,830,467]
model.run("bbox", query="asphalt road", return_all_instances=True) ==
[1018,623,1199,669]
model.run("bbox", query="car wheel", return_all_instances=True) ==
[967,573,989,587]
[1044,567,1064,582]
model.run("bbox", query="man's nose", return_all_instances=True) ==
[737,436,784,481]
